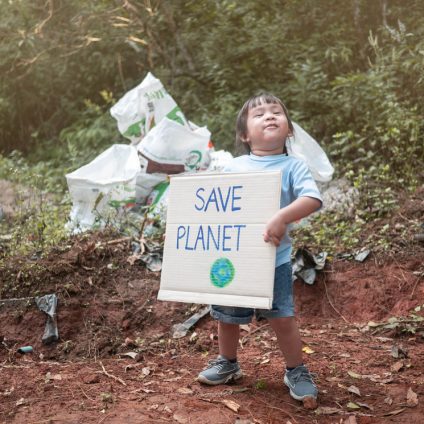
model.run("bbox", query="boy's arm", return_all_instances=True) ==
[264,196,321,247]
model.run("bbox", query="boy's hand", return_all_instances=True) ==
[263,197,322,247]
[263,210,287,247]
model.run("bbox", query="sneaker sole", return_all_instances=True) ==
[197,370,243,386]
[283,375,317,401]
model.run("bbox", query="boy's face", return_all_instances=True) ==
[243,101,291,156]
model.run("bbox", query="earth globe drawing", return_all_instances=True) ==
[210,258,235,288]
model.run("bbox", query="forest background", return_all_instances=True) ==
[0,0,423,257]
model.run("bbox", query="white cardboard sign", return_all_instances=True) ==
[158,171,282,309]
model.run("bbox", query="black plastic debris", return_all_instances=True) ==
[292,248,327,285]
[35,294,59,345]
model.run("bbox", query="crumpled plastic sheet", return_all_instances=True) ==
[292,248,327,285]
[35,294,59,345]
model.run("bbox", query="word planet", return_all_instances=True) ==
[210,258,235,288]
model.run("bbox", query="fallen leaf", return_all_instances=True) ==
[121,351,138,359]
[163,376,182,382]
[240,324,250,332]
[260,358,270,364]
[347,385,361,396]
[391,360,404,373]
[177,388,193,395]
[347,401,360,410]
[357,402,373,410]
[16,398,25,406]
[344,416,358,424]
[173,413,188,424]
[384,396,393,405]
[142,367,151,376]
[302,346,315,354]
[139,388,155,393]
[406,387,418,407]
[314,406,343,415]
[382,408,406,416]
[347,371,362,379]
[221,399,240,412]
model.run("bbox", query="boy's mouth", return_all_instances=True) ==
[264,124,278,130]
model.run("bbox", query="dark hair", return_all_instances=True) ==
[235,92,294,154]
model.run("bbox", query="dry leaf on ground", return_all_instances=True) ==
[406,387,418,407]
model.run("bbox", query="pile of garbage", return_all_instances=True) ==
[65,72,339,272]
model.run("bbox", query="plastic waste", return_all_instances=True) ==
[17,346,33,354]
[206,150,234,172]
[292,248,327,285]
[286,122,334,182]
[110,72,189,145]
[66,144,141,232]
[171,306,211,339]
[137,118,211,173]
[35,294,59,345]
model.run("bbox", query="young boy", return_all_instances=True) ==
[197,92,322,406]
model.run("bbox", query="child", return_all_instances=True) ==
[197,92,322,406]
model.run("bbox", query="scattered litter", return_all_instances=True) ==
[292,248,327,285]
[35,294,59,345]
[110,72,190,145]
[286,122,334,182]
[138,253,162,272]
[17,346,33,354]
[66,144,141,232]
[171,306,210,339]
[354,248,371,262]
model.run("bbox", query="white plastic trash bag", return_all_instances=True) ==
[135,171,167,206]
[66,144,141,232]
[137,118,211,172]
[206,150,234,172]
[110,72,189,145]
[286,122,334,182]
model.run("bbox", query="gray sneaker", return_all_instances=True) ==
[197,355,243,385]
[284,365,318,401]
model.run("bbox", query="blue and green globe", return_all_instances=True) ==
[210,258,235,288]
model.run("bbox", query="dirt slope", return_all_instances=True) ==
[0,225,423,424]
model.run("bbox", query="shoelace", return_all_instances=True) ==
[207,358,228,370]
[290,367,317,385]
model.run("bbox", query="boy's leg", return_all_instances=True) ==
[198,305,253,385]
[269,316,317,403]
[268,316,302,367]
[218,321,240,360]
[197,321,242,385]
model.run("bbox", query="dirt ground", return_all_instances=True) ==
[1,187,424,424]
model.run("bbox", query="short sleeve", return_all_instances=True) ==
[290,160,323,205]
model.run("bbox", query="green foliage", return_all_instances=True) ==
[0,153,70,258]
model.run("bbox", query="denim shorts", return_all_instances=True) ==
[210,262,294,324]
